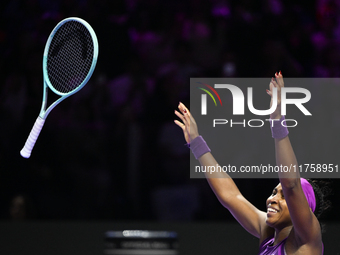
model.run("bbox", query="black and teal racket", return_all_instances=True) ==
[20,17,99,158]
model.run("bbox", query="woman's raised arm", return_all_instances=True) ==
[174,102,270,239]
[268,72,322,251]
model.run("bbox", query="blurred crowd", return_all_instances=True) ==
[0,0,339,221]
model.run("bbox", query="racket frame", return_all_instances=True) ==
[21,17,98,158]
[40,17,99,119]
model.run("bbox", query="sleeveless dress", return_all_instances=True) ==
[258,236,324,255]
[258,237,287,255]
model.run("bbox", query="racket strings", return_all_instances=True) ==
[47,21,94,93]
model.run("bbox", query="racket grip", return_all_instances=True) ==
[20,116,45,158]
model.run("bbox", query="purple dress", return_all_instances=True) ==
[258,237,324,255]
[258,237,287,255]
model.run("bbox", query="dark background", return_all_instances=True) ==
[0,0,339,253]
[0,221,338,254]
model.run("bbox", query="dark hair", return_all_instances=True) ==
[307,179,332,232]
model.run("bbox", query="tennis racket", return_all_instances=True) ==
[20,17,99,158]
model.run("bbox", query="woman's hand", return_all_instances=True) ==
[174,102,199,144]
[267,71,284,120]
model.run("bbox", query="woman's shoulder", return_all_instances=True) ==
[284,227,323,255]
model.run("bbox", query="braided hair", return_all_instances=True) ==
[307,179,332,232]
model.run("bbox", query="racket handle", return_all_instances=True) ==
[20,116,45,158]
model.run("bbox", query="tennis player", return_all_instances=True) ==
[174,72,329,254]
